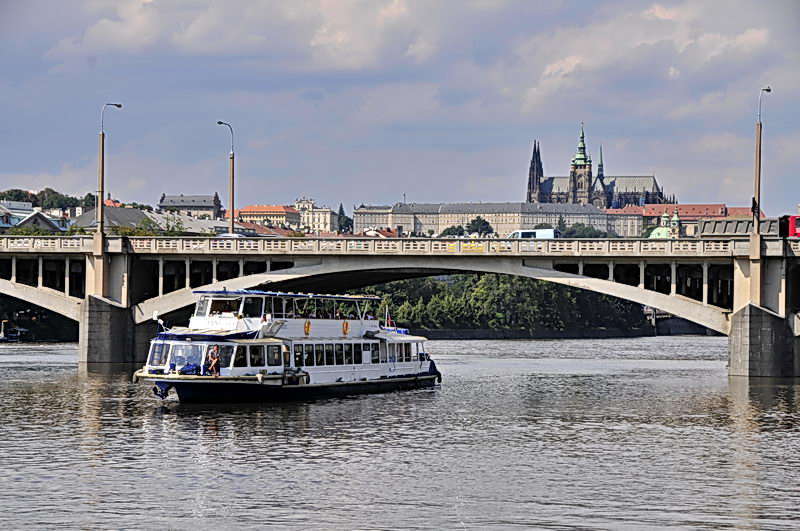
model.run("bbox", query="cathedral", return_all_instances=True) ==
[526,124,672,208]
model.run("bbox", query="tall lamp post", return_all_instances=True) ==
[97,103,123,236]
[749,86,771,307]
[217,121,235,235]
[753,86,771,236]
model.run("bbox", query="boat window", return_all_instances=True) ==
[304,344,314,367]
[171,343,204,368]
[148,342,168,366]
[233,346,247,367]
[335,344,344,365]
[370,343,379,364]
[282,345,291,367]
[315,344,325,366]
[388,344,396,363]
[344,343,353,364]
[209,298,241,315]
[354,343,362,364]
[249,345,265,367]
[219,345,234,368]
[325,344,334,365]
[404,343,412,362]
[194,297,210,317]
[294,344,304,367]
[242,297,263,318]
[267,345,281,366]
[379,343,387,363]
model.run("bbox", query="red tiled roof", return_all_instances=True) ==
[643,204,727,220]
[727,206,765,218]
[239,205,299,214]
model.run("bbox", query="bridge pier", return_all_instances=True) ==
[729,304,800,377]
[78,295,155,364]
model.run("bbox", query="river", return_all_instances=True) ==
[1,336,799,529]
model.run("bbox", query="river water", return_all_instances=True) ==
[1,336,799,530]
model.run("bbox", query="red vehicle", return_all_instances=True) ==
[780,215,799,237]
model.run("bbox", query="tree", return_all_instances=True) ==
[439,225,465,237]
[562,223,615,239]
[533,223,553,229]
[82,193,97,209]
[337,203,353,233]
[557,215,567,232]
[466,216,493,236]
[0,189,37,205]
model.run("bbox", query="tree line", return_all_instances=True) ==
[362,274,646,332]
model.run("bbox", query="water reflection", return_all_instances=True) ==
[2,338,800,529]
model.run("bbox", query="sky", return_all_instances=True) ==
[0,0,798,215]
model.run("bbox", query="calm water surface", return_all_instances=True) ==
[1,336,800,530]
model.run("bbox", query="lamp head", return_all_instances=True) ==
[217,120,225,125]
[761,86,771,93]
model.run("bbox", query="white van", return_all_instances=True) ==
[507,228,560,239]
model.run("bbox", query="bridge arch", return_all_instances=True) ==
[0,279,82,322]
[134,256,730,334]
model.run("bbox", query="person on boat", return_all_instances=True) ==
[207,345,220,377]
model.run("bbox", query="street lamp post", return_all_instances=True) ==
[98,103,123,236]
[217,121,235,235]
[749,86,771,307]
[753,86,771,236]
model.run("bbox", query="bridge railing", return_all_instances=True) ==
[118,236,740,257]
[0,236,93,252]
[1,235,781,257]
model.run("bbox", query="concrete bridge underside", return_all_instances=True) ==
[135,256,731,335]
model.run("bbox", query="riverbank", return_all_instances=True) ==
[411,317,714,340]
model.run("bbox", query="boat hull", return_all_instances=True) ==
[142,374,439,403]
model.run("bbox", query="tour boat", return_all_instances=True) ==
[133,290,441,403]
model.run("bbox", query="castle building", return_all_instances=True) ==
[526,124,671,209]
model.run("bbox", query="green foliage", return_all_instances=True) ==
[162,216,185,236]
[82,193,97,209]
[111,218,161,236]
[287,230,306,238]
[127,202,154,212]
[0,189,38,204]
[562,223,617,238]
[557,216,567,232]
[466,216,493,235]
[439,225,465,237]
[5,226,52,236]
[359,274,647,332]
[337,203,353,233]
[533,223,553,229]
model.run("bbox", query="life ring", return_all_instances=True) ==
[342,320,350,336]
[304,319,311,336]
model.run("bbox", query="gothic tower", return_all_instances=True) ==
[568,123,593,205]
[526,140,544,203]
[590,144,609,208]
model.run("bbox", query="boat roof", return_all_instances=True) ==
[192,289,382,302]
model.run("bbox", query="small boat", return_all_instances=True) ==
[0,320,26,343]
[133,290,441,403]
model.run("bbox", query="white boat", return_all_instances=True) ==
[133,290,441,402]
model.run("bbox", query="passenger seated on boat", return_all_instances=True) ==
[207,345,220,376]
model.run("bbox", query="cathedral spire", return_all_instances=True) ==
[572,122,589,165]
[527,139,544,203]
[597,144,604,180]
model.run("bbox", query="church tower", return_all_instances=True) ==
[590,144,609,208]
[526,140,544,203]
[568,123,593,204]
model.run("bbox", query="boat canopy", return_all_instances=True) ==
[192,289,382,302]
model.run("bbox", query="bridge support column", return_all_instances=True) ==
[65,257,70,296]
[185,259,191,289]
[578,261,583,276]
[212,258,218,283]
[638,260,645,289]
[702,262,709,305]
[37,256,43,288]
[608,260,615,281]
[670,261,677,295]
[10,256,16,283]
[729,304,799,377]
[158,257,164,296]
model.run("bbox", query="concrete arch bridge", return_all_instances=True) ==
[0,235,798,376]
